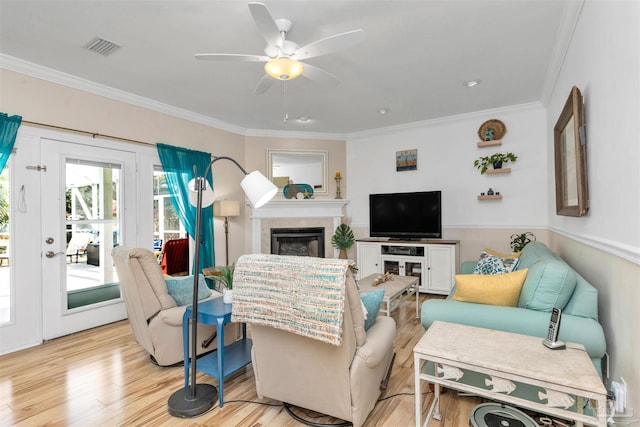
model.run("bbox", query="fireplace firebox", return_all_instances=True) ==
[270,227,325,258]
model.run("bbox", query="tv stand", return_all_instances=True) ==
[356,238,459,294]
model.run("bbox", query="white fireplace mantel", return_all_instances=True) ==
[247,199,349,254]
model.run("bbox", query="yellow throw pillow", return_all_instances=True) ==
[453,269,528,307]
[484,247,521,258]
[480,248,522,273]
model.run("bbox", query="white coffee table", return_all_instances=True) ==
[358,273,420,319]
[414,321,607,427]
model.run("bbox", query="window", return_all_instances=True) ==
[0,165,10,323]
[153,168,184,248]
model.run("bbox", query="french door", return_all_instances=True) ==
[40,138,134,339]
[0,128,141,353]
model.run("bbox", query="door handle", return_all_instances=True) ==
[45,251,64,258]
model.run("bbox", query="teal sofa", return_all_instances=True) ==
[421,242,606,376]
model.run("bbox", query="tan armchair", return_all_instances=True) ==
[112,246,239,366]
[232,254,396,427]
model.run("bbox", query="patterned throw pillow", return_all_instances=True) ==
[360,289,385,330]
[474,254,507,275]
[474,249,521,274]
[483,248,521,273]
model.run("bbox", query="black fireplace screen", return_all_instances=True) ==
[270,227,325,258]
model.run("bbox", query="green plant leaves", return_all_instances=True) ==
[331,223,355,250]
[474,152,518,174]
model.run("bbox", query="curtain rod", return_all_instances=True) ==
[22,120,157,148]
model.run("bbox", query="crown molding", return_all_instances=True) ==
[0,54,249,135]
[347,102,544,140]
[2,53,351,141]
[244,127,346,141]
[540,0,585,106]
[1,52,553,142]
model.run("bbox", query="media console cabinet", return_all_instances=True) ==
[356,238,459,294]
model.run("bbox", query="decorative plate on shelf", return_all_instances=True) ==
[478,119,507,141]
[283,183,314,199]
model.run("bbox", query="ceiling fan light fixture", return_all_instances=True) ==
[265,57,304,80]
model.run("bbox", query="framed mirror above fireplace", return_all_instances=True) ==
[267,149,328,195]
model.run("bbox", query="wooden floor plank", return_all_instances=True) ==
[0,293,485,426]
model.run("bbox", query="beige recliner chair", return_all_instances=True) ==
[232,254,397,427]
[112,246,238,366]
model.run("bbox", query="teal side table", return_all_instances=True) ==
[182,297,252,407]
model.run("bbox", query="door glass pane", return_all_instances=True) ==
[0,165,11,324]
[65,160,121,310]
[383,260,400,275]
[405,261,423,288]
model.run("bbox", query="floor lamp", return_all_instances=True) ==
[213,200,240,266]
[168,156,277,418]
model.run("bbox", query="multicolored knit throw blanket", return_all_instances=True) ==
[231,254,354,346]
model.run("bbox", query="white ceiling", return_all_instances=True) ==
[0,0,572,136]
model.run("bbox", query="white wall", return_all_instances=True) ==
[348,1,640,415]
[546,1,640,261]
[546,0,639,415]
[346,104,548,232]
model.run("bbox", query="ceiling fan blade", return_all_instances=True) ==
[195,53,268,62]
[301,63,339,88]
[294,29,365,60]
[254,74,274,94]
[248,2,281,47]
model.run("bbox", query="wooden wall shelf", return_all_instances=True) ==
[477,139,502,148]
[486,167,511,175]
[478,195,503,200]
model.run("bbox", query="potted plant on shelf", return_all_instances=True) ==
[331,223,355,259]
[211,264,235,304]
[510,232,536,252]
[474,152,518,174]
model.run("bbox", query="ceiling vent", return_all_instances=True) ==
[84,37,120,56]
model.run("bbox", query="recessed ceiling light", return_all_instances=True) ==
[297,116,310,123]
[464,80,481,88]
[378,108,390,115]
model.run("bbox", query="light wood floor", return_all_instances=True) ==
[0,294,483,426]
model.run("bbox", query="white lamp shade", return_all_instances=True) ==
[188,178,215,208]
[241,171,277,208]
[213,200,240,217]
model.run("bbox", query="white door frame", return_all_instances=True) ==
[0,133,42,354]
[0,125,158,354]
[40,138,135,339]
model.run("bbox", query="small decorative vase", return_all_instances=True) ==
[492,161,503,169]
[487,188,495,195]
[338,249,348,259]
[223,288,233,304]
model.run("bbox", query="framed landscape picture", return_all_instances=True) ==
[396,149,417,171]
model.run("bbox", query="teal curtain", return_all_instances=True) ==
[0,113,23,174]
[157,143,215,271]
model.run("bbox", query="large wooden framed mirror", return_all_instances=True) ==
[554,86,588,217]
[267,149,328,195]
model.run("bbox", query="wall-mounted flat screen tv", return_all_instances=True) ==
[369,191,442,239]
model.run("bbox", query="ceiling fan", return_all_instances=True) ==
[195,2,365,94]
